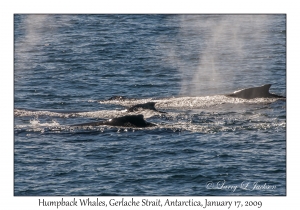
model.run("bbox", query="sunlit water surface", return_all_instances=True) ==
[14,14,286,196]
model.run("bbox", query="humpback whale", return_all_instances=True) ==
[226,84,285,99]
[71,114,156,127]
[126,102,166,113]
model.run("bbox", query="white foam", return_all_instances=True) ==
[102,95,280,110]
[29,119,60,127]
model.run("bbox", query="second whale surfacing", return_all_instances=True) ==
[71,114,156,128]
[126,102,166,113]
[225,84,285,99]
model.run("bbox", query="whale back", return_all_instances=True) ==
[127,102,157,112]
[72,115,155,127]
[108,114,153,127]
[226,84,273,99]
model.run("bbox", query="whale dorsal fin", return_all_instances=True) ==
[227,84,275,99]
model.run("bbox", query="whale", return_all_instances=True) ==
[225,84,285,99]
[126,102,166,113]
[71,114,156,127]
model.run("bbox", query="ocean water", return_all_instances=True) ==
[14,14,286,196]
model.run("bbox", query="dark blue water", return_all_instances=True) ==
[14,14,286,196]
